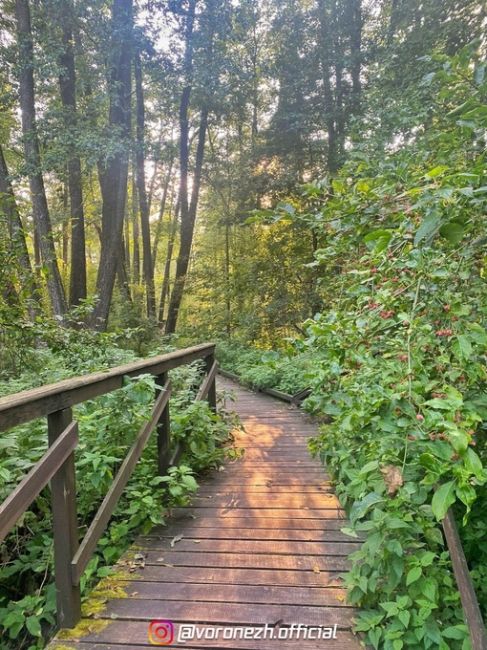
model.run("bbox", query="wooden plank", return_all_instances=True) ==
[112,564,344,587]
[171,509,345,521]
[101,581,349,606]
[51,623,361,649]
[155,375,171,474]
[197,357,217,409]
[48,409,81,628]
[127,550,349,570]
[71,385,171,584]
[189,494,341,508]
[195,486,334,494]
[443,509,487,650]
[98,599,355,627]
[0,343,213,431]
[136,538,360,556]
[166,516,346,530]
[0,421,78,542]
[142,527,357,542]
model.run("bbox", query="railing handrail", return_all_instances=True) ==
[0,342,215,431]
[0,342,217,631]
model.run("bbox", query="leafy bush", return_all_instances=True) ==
[216,339,313,394]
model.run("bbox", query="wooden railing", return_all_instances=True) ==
[442,511,487,650]
[0,343,217,630]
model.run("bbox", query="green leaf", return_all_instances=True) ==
[414,214,442,246]
[406,566,422,586]
[431,481,456,520]
[449,429,469,454]
[455,334,473,359]
[26,616,42,637]
[443,625,468,640]
[439,222,464,244]
[364,229,393,252]
[465,448,483,478]
[425,165,449,179]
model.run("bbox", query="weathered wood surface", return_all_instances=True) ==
[0,343,214,430]
[50,378,363,649]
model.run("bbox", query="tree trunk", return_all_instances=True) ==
[117,237,132,303]
[164,0,197,334]
[332,0,345,161]
[165,106,208,334]
[152,157,175,267]
[131,174,140,284]
[158,200,180,327]
[317,0,338,174]
[15,0,67,318]
[347,0,362,114]
[0,144,39,317]
[134,48,155,319]
[90,0,133,330]
[57,0,87,307]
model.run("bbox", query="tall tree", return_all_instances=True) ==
[0,144,39,317]
[164,0,198,334]
[134,47,156,318]
[90,0,133,330]
[15,0,67,318]
[165,0,220,334]
[57,0,87,307]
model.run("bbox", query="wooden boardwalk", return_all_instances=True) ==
[51,377,363,649]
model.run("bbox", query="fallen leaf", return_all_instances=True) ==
[381,465,404,496]
[313,566,321,574]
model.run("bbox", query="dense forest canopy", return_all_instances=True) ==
[1,0,487,648]
[0,0,483,343]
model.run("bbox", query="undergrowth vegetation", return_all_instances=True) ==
[217,46,487,650]
[216,340,314,395]
[0,327,235,649]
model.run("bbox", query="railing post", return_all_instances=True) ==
[206,353,217,412]
[443,510,487,649]
[47,408,81,629]
[156,373,171,475]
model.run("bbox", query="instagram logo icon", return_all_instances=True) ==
[148,620,175,645]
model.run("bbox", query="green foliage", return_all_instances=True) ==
[158,465,199,506]
[214,44,487,649]
[216,339,312,394]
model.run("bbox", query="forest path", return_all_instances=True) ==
[50,377,364,649]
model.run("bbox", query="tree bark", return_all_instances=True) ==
[0,144,39,317]
[134,48,155,319]
[15,0,67,318]
[152,157,175,268]
[57,0,87,307]
[165,106,208,334]
[90,0,133,330]
[158,200,180,327]
[131,174,140,284]
[317,0,338,174]
[347,0,362,115]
